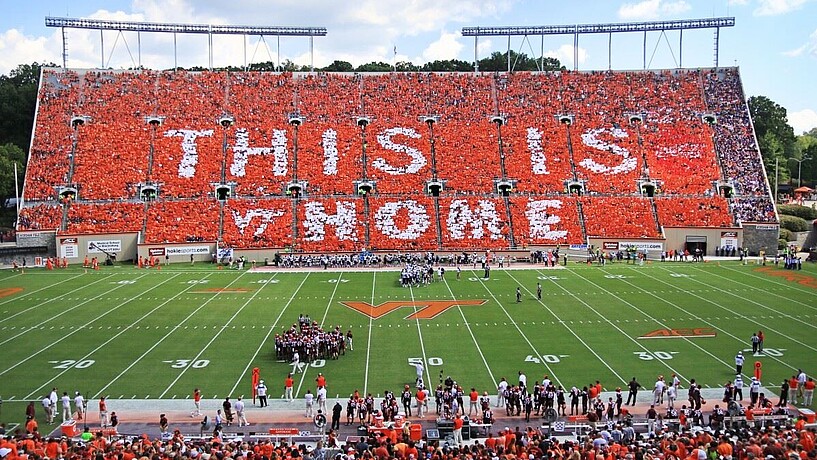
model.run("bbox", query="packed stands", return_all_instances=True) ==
[294,73,364,196]
[66,202,146,234]
[703,68,777,223]
[439,196,510,249]
[296,197,363,252]
[498,73,572,193]
[144,199,221,243]
[507,196,583,246]
[17,203,63,231]
[425,73,502,193]
[20,68,776,248]
[222,198,294,249]
[581,196,661,239]
[654,197,734,228]
[71,72,153,200]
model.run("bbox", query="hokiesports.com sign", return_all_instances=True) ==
[341,300,487,320]
[165,246,210,256]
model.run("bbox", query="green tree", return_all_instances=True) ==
[421,59,474,72]
[0,143,25,206]
[355,62,393,72]
[395,61,420,72]
[748,95,797,184]
[477,51,563,72]
[322,60,354,72]
[0,62,51,151]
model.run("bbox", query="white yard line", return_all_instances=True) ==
[642,266,803,370]
[441,277,497,388]
[26,274,182,399]
[407,284,433,386]
[505,270,628,386]
[0,273,115,325]
[469,270,564,389]
[159,271,265,398]
[0,272,85,310]
[94,271,246,396]
[655,265,817,348]
[362,272,376,395]
[564,269,690,384]
[689,265,817,316]
[231,273,311,398]
[0,274,149,376]
[719,264,817,300]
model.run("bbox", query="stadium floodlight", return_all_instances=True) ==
[461,17,735,71]
[45,16,327,71]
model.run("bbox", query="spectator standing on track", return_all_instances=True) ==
[734,375,744,401]
[191,388,202,416]
[257,380,268,407]
[805,377,816,406]
[798,369,807,402]
[452,414,463,447]
[235,397,248,427]
[331,401,342,430]
[305,390,315,418]
[61,392,72,423]
[49,388,59,417]
[74,391,85,420]
[735,351,744,374]
[757,330,765,353]
[222,398,233,426]
[159,413,168,433]
[99,397,108,427]
[779,379,790,407]
[749,377,761,405]
[317,385,328,413]
[789,375,799,405]
[497,377,508,407]
[626,377,641,406]
[41,395,53,425]
[282,375,292,402]
[109,411,118,428]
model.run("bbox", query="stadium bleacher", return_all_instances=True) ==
[18,68,776,248]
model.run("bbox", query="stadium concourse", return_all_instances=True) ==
[16,67,776,256]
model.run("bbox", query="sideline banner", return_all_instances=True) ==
[165,246,209,256]
[60,237,79,258]
[88,240,122,253]
[619,241,663,251]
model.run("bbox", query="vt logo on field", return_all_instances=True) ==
[639,327,716,339]
[341,299,487,320]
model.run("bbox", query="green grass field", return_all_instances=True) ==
[1,260,815,410]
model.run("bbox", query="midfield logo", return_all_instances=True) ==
[638,327,716,339]
[341,299,487,320]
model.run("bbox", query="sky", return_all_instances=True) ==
[1,0,816,134]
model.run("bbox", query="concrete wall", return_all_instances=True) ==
[663,227,743,255]
[57,233,139,262]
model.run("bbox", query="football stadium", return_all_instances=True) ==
[1,4,817,459]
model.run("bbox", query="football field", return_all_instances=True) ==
[0,260,815,407]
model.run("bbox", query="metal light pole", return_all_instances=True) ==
[794,155,812,188]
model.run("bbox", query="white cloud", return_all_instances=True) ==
[545,44,588,69]
[422,31,464,62]
[783,28,817,58]
[789,109,817,134]
[753,0,812,16]
[0,29,60,73]
[618,0,692,20]
[728,0,749,5]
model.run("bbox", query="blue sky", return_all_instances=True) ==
[1,0,815,133]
